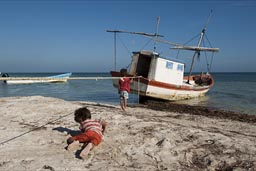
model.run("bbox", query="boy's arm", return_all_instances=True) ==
[118,81,120,93]
[130,73,136,83]
[130,77,134,83]
[67,137,75,144]
[101,121,107,134]
[78,122,86,132]
[118,78,124,93]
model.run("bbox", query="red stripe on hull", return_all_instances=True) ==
[110,71,214,92]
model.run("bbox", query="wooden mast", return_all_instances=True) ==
[106,30,118,71]
[187,10,213,84]
[154,16,160,51]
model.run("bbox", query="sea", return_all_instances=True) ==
[0,72,255,115]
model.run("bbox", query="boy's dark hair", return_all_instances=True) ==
[74,107,91,123]
[120,68,127,77]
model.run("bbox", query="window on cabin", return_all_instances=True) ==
[166,61,173,69]
[177,64,184,71]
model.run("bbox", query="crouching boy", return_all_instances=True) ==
[66,107,107,159]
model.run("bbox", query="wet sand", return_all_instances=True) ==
[0,96,255,171]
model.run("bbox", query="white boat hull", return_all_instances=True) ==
[6,79,68,84]
[142,82,209,100]
[2,73,72,85]
[111,71,213,101]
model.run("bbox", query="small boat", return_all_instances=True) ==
[108,14,219,101]
[1,73,72,84]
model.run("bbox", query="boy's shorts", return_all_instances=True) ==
[120,91,129,99]
[72,130,102,146]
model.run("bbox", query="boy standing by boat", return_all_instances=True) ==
[66,107,107,159]
[118,68,133,111]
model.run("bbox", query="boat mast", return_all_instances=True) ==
[114,32,117,71]
[154,16,160,51]
[106,30,118,71]
[187,10,213,84]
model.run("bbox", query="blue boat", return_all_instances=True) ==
[1,73,72,84]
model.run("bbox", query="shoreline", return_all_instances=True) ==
[141,100,256,124]
[0,96,255,170]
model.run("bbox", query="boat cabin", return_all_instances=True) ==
[129,51,185,86]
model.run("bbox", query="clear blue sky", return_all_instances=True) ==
[0,0,255,73]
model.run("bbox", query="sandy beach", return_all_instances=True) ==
[0,96,255,171]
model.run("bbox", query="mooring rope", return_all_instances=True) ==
[0,111,74,146]
[0,76,139,81]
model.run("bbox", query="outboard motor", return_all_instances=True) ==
[1,73,9,83]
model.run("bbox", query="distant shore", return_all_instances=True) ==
[0,96,255,170]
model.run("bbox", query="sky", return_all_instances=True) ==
[0,0,256,73]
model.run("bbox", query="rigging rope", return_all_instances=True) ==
[117,34,132,57]
[175,32,201,60]
[203,34,215,72]
[204,34,214,48]
[141,38,153,50]
[183,32,201,45]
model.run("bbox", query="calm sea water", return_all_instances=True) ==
[0,72,255,115]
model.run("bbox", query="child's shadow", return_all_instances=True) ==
[52,127,84,159]
[52,127,81,136]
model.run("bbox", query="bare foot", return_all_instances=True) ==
[66,141,79,151]
[121,106,126,111]
[80,142,93,159]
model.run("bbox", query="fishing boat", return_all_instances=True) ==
[1,72,72,84]
[108,14,219,101]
